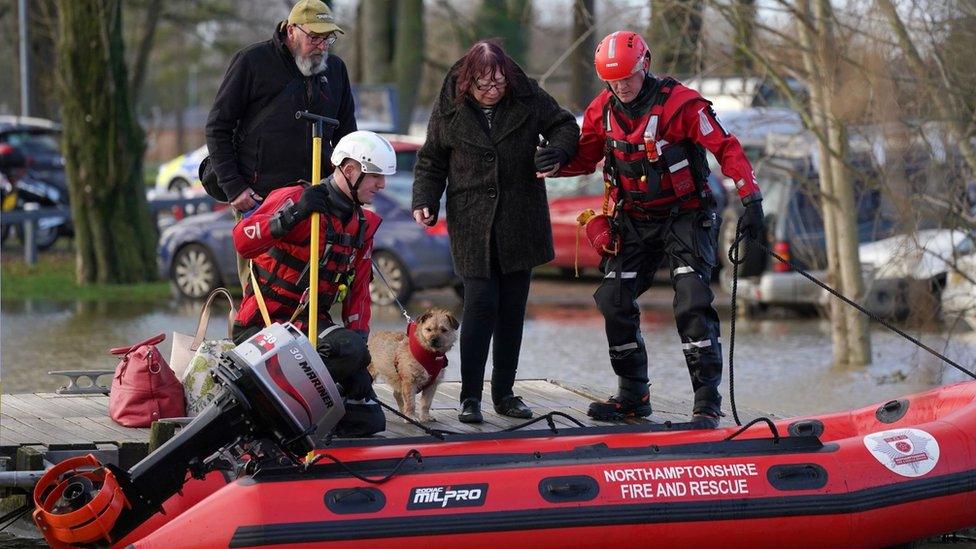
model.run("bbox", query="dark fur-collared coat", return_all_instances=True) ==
[412,62,579,278]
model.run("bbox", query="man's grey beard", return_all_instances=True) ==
[295,53,328,77]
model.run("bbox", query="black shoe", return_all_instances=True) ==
[458,398,483,424]
[494,395,532,419]
[691,410,721,430]
[587,395,652,421]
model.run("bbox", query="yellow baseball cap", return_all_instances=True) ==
[288,0,344,35]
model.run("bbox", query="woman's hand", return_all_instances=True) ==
[413,207,436,226]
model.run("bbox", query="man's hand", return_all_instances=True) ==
[231,188,262,212]
[740,200,765,239]
[534,146,567,178]
[413,206,435,227]
[295,184,331,218]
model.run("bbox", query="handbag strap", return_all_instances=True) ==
[191,287,238,351]
[110,333,166,356]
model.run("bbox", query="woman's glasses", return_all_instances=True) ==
[474,78,507,92]
[295,25,338,47]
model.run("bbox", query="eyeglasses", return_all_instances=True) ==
[473,78,507,92]
[294,25,337,47]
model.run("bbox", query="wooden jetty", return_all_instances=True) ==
[0,379,762,472]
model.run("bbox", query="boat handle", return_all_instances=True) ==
[547,482,590,495]
[335,489,375,503]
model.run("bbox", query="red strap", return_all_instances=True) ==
[109,333,165,355]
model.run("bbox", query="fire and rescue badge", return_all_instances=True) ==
[863,428,940,477]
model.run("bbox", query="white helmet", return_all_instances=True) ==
[330,131,396,175]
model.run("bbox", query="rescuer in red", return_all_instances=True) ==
[556,31,765,427]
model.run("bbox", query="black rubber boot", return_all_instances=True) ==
[587,392,652,421]
[691,386,722,429]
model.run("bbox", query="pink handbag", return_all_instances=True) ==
[108,333,186,427]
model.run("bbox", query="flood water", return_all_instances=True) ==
[3,280,975,418]
[2,282,976,547]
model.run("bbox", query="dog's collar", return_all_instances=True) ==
[407,321,448,392]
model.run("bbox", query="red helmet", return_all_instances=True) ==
[594,31,650,81]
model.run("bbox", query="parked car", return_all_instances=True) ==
[0,116,72,248]
[941,235,976,330]
[720,157,899,313]
[154,135,423,196]
[546,163,728,275]
[157,192,457,305]
[155,144,208,194]
[859,229,974,319]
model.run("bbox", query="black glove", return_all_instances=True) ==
[534,147,568,173]
[740,200,765,239]
[273,184,332,237]
[295,184,331,218]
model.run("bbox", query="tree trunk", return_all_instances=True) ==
[571,0,597,112]
[393,0,423,134]
[57,0,157,284]
[359,0,394,84]
[648,0,703,75]
[797,1,848,361]
[476,0,532,65]
[798,0,870,365]
[128,0,163,106]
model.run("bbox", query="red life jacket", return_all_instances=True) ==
[603,78,713,216]
[241,206,380,328]
[407,321,447,393]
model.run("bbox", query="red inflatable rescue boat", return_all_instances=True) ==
[30,324,976,548]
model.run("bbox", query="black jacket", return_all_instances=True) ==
[206,22,356,202]
[412,62,579,278]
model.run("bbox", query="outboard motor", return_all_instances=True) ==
[33,323,345,548]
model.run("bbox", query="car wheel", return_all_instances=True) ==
[13,222,60,250]
[370,250,413,306]
[171,243,221,299]
[169,177,191,194]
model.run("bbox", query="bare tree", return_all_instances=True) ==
[57,0,157,284]
[358,0,395,84]
[570,0,598,112]
[393,0,424,134]
[648,0,704,75]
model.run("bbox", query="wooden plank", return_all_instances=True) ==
[15,418,85,444]
[59,417,136,443]
[1,394,66,419]
[8,394,82,418]
[47,394,111,416]
[0,417,40,446]
[81,417,150,442]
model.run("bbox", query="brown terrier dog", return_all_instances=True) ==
[367,309,459,422]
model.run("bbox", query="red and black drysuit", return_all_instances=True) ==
[231,178,385,437]
[232,180,379,340]
[559,76,762,416]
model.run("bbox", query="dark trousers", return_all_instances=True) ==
[593,209,724,415]
[459,264,532,405]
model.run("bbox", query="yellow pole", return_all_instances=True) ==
[309,135,322,347]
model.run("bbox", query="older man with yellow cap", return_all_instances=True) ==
[206,0,358,288]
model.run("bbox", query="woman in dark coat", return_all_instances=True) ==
[412,40,579,423]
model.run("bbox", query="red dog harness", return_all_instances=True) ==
[407,321,448,393]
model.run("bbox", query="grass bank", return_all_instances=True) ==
[1,249,171,301]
